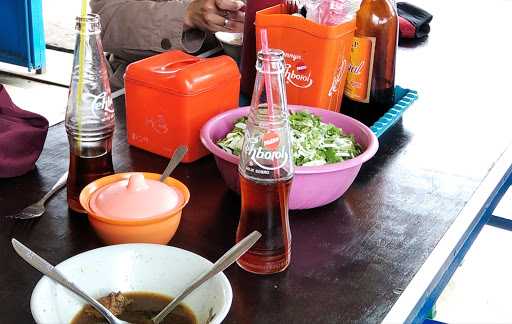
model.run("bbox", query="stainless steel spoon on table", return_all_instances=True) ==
[151,230,262,324]
[159,145,188,182]
[11,239,131,324]
[12,231,261,324]
[8,171,68,220]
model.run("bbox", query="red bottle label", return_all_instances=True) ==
[263,131,280,151]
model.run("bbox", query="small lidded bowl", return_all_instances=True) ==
[80,172,190,245]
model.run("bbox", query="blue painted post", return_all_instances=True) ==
[0,0,46,72]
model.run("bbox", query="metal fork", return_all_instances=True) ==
[8,172,68,220]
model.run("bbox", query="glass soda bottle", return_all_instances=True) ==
[342,0,398,126]
[236,49,294,274]
[65,14,115,213]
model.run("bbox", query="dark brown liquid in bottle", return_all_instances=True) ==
[342,0,398,126]
[67,149,114,213]
[236,174,292,274]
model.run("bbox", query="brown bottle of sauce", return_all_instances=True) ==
[342,0,398,126]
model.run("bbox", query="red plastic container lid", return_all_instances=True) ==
[125,50,240,96]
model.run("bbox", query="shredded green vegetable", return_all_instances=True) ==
[217,111,362,166]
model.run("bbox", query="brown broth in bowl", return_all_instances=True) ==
[71,291,197,324]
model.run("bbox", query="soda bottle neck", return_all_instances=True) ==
[255,49,285,74]
[66,12,114,142]
[251,48,288,116]
[75,14,101,35]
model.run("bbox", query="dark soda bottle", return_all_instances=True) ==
[65,14,115,213]
[341,0,398,126]
[237,176,292,273]
[236,48,294,274]
[67,146,114,212]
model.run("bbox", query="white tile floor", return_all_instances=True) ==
[434,185,512,323]
[0,72,68,126]
[43,0,82,50]
[0,49,73,87]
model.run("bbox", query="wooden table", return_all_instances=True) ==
[1,1,512,323]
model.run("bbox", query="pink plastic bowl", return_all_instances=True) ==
[200,105,379,209]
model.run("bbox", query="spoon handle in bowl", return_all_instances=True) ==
[151,231,262,324]
[11,239,123,324]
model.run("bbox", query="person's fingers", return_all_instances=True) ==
[215,0,245,11]
[227,10,245,23]
[205,12,232,31]
[214,19,243,32]
[227,20,244,32]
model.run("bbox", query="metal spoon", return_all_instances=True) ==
[7,171,68,219]
[151,231,262,324]
[159,145,188,182]
[11,239,131,324]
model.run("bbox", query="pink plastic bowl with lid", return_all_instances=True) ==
[200,105,379,210]
[79,172,190,244]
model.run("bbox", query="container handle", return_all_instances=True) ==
[158,58,201,73]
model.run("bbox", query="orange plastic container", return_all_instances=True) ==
[255,5,355,111]
[124,50,240,162]
[80,172,190,245]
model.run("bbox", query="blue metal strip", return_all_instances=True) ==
[409,163,512,323]
[488,215,512,231]
[488,177,512,230]
[28,0,46,70]
[423,319,447,324]
[23,0,33,71]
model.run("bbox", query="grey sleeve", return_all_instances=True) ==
[90,0,206,56]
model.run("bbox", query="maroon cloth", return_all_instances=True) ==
[399,16,416,39]
[0,84,49,178]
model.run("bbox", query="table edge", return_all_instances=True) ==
[382,141,512,323]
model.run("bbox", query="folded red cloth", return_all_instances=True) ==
[0,84,49,178]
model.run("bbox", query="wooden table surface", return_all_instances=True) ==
[1,1,512,323]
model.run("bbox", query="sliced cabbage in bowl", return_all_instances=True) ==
[217,111,361,167]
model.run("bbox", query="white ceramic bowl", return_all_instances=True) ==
[30,244,232,324]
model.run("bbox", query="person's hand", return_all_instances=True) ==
[185,0,245,33]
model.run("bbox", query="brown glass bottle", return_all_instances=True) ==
[341,0,398,126]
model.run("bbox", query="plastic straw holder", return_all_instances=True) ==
[255,5,355,111]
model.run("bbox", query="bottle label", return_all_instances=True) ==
[344,36,376,103]
[246,131,290,172]
[91,91,115,121]
[283,52,314,89]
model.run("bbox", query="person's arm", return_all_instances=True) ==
[90,0,206,57]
